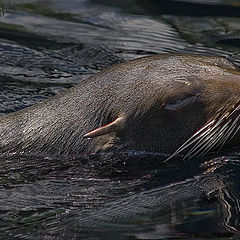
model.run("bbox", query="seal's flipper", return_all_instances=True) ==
[83,116,125,139]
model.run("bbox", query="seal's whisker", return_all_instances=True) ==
[184,122,225,159]
[208,118,234,144]
[219,118,240,150]
[216,106,240,149]
[165,102,240,162]
[211,108,240,149]
[164,120,216,162]
[183,115,230,157]
[164,123,214,161]
[196,120,234,157]
[207,121,234,150]
[229,125,240,143]
[187,104,240,159]
[173,119,216,154]
[188,112,240,159]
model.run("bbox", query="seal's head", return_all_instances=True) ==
[0,54,240,157]
[83,54,240,158]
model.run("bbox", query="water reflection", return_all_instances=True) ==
[0,0,240,239]
[1,152,240,239]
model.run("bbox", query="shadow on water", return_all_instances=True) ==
[0,0,240,239]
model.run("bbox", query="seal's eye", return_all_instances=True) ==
[165,94,197,111]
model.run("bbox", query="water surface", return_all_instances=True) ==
[0,0,240,239]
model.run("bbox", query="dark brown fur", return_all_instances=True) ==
[0,53,240,156]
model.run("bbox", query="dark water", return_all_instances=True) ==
[0,0,240,239]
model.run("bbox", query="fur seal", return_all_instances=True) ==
[0,53,240,157]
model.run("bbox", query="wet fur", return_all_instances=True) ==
[0,53,240,156]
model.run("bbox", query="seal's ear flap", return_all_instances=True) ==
[83,116,125,139]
